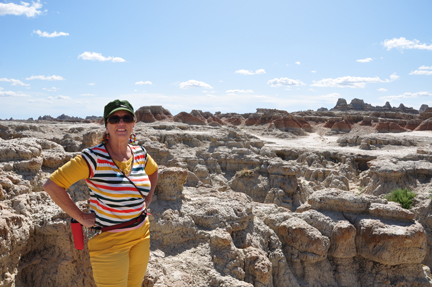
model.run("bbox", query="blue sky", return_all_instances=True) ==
[1,0,432,119]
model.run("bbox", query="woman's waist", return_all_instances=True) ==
[100,209,147,232]
[88,218,150,254]
[90,205,146,228]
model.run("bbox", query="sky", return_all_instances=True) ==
[1,0,432,119]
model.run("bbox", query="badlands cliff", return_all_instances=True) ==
[2,98,432,286]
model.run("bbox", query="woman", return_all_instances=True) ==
[44,99,158,287]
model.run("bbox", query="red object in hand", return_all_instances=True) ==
[71,218,84,250]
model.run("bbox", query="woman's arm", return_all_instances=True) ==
[43,179,95,227]
[145,169,158,208]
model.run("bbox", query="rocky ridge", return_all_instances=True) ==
[2,99,432,286]
[11,98,432,134]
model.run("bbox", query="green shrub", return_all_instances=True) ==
[384,188,416,209]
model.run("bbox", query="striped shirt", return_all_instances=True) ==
[81,144,151,227]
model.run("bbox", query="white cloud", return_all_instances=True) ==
[33,30,69,38]
[135,81,152,85]
[55,95,71,100]
[356,58,373,63]
[311,74,398,88]
[311,71,317,73]
[382,37,432,51]
[226,89,253,94]
[267,77,305,87]
[0,1,43,17]
[78,52,126,62]
[26,75,65,81]
[378,88,388,92]
[236,69,254,75]
[410,70,432,75]
[381,91,432,101]
[42,87,58,92]
[320,93,340,99]
[112,57,126,63]
[88,83,95,86]
[28,98,52,103]
[0,91,17,97]
[0,78,28,86]
[179,80,213,89]
[410,65,432,75]
[295,62,301,65]
[390,74,399,81]
[0,90,28,97]
[80,93,96,97]
[235,69,266,75]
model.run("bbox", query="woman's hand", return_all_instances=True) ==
[79,212,96,228]
[44,179,96,227]
[145,169,158,208]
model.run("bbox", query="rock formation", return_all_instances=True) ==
[331,98,419,115]
[135,106,173,123]
[2,99,432,286]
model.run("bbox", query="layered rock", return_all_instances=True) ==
[415,118,432,131]
[337,134,416,150]
[420,107,432,120]
[331,120,351,133]
[363,159,432,195]
[109,99,432,134]
[376,121,408,133]
[2,117,432,287]
[355,219,426,265]
[135,106,173,122]
[173,111,207,125]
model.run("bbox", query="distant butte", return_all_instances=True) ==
[6,98,432,134]
[133,98,431,133]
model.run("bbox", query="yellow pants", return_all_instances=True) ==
[88,219,150,287]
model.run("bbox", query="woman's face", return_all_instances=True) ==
[105,110,135,142]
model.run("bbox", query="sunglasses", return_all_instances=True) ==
[107,115,135,124]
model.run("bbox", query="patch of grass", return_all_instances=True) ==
[236,166,260,178]
[384,188,416,209]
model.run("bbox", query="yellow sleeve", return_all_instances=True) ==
[145,154,158,175]
[49,155,90,189]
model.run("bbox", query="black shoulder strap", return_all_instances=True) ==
[106,145,147,199]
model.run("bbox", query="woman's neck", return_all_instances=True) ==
[105,140,131,162]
